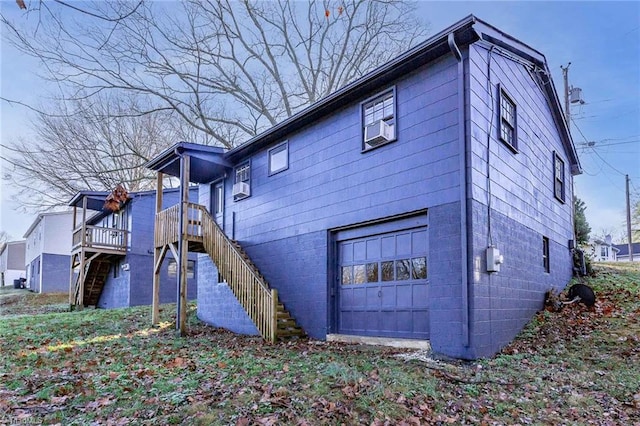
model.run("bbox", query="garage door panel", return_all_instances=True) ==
[396,284,413,307]
[354,241,366,261]
[381,236,395,257]
[352,311,368,332]
[351,287,367,308]
[367,239,380,260]
[337,225,429,340]
[341,242,353,263]
[412,283,429,308]
[380,285,396,307]
[380,311,396,332]
[340,311,353,331]
[396,311,412,332]
[366,287,380,307]
[339,287,353,308]
[396,233,412,256]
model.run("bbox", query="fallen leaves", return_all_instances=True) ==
[1,264,639,424]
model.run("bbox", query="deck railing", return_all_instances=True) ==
[154,204,180,248]
[155,202,278,342]
[72,226,128,252]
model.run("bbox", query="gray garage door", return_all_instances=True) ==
[337,226,429,339]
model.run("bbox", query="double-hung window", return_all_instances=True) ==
[498,86,517,151]
[362,89,396,150]
[553,152,565,203]
[233,162,251,200]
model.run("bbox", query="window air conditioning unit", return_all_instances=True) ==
[232,182,250,198]
[364,120,393,146]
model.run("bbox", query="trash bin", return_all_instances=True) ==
[13,279,21,289]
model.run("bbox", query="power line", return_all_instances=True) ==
[578,140,640,149]
[572,119,637,177]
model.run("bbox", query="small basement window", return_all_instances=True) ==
[362,89,396,151]
[542,236,550,273]
[233,162,251,200]
[553,152,565,203]
[498,85,517,152]
[167,259,195,279]
[268,141,288,175]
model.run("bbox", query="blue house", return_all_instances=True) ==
[68,188,198,309]
[146,15,581,359]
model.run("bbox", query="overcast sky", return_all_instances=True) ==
[1,1,639,241]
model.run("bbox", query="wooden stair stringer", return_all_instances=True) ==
[196,206,305,340]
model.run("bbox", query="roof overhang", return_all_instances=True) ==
[221,15,581,174]
[471,19,581,175]
[68,191,112,211]
[145,142,231,183]
[224,15,481,162]
[143,15,580,177]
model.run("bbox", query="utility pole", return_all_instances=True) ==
[561,63,571,125]
[561,63,584,128]
[626,174,634,262]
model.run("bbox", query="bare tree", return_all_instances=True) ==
[0,231,11,246]
[1,94,183,210]
[2,0,427,148]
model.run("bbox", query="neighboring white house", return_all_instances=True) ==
[585,235,619,262]
[0,240,26,287]
[613,242,640,262]
[23,211,75,293]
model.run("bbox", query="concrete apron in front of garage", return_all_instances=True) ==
[326,334,431,351]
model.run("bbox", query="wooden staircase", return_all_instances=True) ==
[71,256,113,308]
[226,240,305,339]
[155,203,304,341]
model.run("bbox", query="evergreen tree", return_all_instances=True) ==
[574,196,591,244]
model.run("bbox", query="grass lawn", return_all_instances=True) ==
[1,263,639,425]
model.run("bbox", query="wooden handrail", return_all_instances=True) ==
[191,203,277,342]
[155,202,278,342]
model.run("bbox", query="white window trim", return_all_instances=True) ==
[361,87,397,151]
[268,141,289,176]
[233,161,251,201]
[553,151,566,203]
[498,85,518,153]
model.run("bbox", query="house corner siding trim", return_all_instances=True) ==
[455,41,471,348]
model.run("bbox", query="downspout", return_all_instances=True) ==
[448,33,470,348]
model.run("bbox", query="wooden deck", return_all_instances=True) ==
[70,226,128,309]
[72,225,129,255]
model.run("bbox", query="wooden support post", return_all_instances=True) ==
[77,197,88,311]
[152,172,164,326]
[177,155,190,336]
[69,205,77,310]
